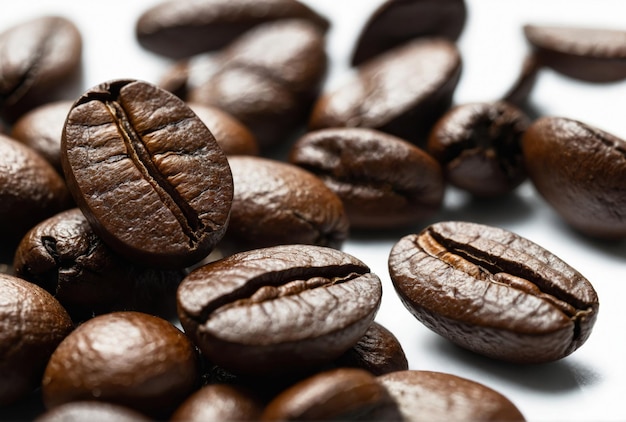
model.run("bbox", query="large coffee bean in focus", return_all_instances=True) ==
[388,221,599,363]
[61,79,233,269]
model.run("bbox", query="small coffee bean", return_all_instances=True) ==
[0,274,73,406]
[222,156,349,253]
[187,102,259,155]
[177,244,382,376]
[0,16,82,122]
[171,384,262,421]
[261,368,401,421]
[41,311,199,418]
[427,101,530,197]
[290,127,444,229]
[310,38,461,145]
[378,370,526,421]
[135,0,329,59]
[0,134,71,246]
[524,24,626,82]
[34,401,150,422]
[388,221,599,363]
[502,54,541,107]
[352,0,467,65]
[11,100,73,174]
[522,116,626,239]
[61,79,233,268]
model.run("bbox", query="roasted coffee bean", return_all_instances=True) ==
[502,54,541,107]
[427,101,530,197]
[188,19,327,150]
[310,38,461,145]
[290,127,444,229]
[0,16,82,122]
[42,311,198,418]
[222,156,349,253]
[61,79,233,269]
[188,102,259,155]
[0,273,73,406]
[388,221,599,363]
[136,0,329,59]
[177,244,382,376]
[352,0,467,65]
[522,116,626,239]
[11,100,73,174]
[171,384,262,421]
[35,401,150,422]
[334,321,408,376]
[524,24,626,82]
[378,370,526,421]
[0,134,71,246]
[13,208,184,321]
[261,368,401,421]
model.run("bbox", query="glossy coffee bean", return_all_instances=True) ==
[13,208,184,321]
[502,54,541,107]
[427,101,530,197]
[171,384,262,421]
[61,79,233,269]
[34,401,149,422]
[310,38,461,145]
[290,127,444,229]
[261,368,400,421]
[11,100,73,174]
[0,134,71,246]
[388,221,599,363]
[177,244,382,376]
[0,16,82,122]
[222,156,349,253]
[524,24,626,82]
[187,102,259,155]
[522,116,626,239]
[378,370,526,421]
[0,273,73,405]
[188,19,327,150]
[136,0,329,59]
[42,311,198,418]
[334,321,408,376]
[352,0,467,65]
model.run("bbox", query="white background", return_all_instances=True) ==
[2,1,626,421]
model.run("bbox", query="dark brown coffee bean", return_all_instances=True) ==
[310,38,461,145]
[524,24,626,82]
[11,100,73,174]
[352,0,467,66]
[171,384,262,421]
[13,208,184,321]
[0,16,82,122]
[177,244,382,376]
[289,127,444,229]
[41,311,198,418]
[34,401,150,422]
[0,134,71,246]
[378,370,526,421]
[0,274,73,406]
[61,79,233,269]
[188,19,327,150]
[388,221,599,363]
[222,156,349,253]
[135,0,329,59]
[334,321,408,376]
[261,368,400,421]
[187,102,259,155]
[502,54,541,107]
[427,101,530,197]
[522,116,626,239]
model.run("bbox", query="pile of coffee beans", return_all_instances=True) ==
[2,0,623,420]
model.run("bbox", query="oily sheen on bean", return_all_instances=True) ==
[61,79,233,268]
[177,244,382,376]
[388,221,599,363]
